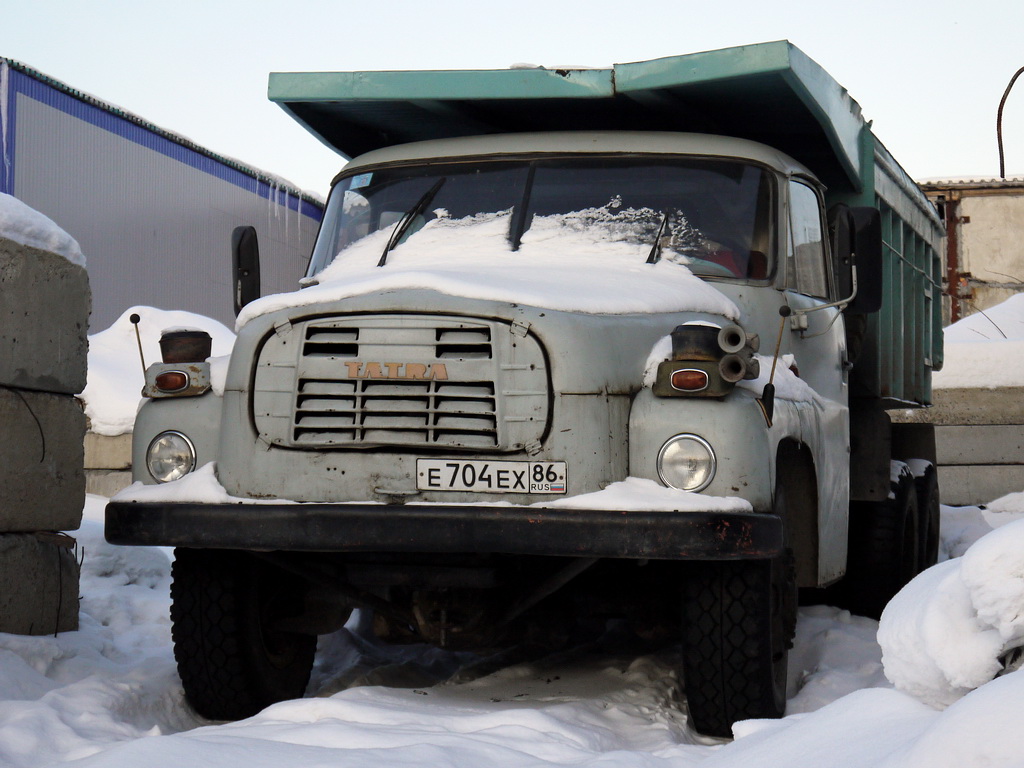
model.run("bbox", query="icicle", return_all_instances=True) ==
[1,61,11,192]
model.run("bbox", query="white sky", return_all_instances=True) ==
[2,0,1023,195]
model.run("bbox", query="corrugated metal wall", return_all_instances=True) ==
[2,64,324,331]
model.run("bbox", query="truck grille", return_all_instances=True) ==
[253,315,549,451]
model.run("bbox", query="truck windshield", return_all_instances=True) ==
[308,157,774,281]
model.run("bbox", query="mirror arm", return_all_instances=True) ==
[790,262,858,315]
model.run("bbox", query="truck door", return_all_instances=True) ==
[782,178,850,584]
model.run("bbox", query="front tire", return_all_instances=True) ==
[681,461,798,738]
[170,549,317,720]
[681,551,796,737]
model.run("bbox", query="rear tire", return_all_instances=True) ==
[843,465,921,619]
[915,464,940,569]
[170,549,317,720]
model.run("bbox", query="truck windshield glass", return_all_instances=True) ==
[308,157,774,281]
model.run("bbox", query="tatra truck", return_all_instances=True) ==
[106,41,944,737]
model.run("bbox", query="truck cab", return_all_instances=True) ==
[107,43,944,738]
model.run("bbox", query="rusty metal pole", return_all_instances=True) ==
[945,196,962,323]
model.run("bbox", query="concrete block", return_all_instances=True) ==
[936,425,1024,465]
[0,387,85,532]
[0,533,79,634]
[938,465,1024,507]
[85,470,133,497]
[0,237,90,395]
[84,432,132,470]
[892,388,1024,426]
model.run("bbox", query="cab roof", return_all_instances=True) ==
[339,131,814,180]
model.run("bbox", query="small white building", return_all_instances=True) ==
[920,178,1024,325]
[1,58,323,330]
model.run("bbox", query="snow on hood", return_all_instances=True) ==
[80,307,235,436]
[236,209,741,330]
[934,294,1024,389]
[0,192,85,266]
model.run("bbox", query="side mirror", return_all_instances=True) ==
[828,205,883,315]
[848,207,883,314]
[232,226,261,315]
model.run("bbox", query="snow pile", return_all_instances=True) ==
[114,463,298,505]
[0,192,84,266]
[543,477,752,512]
[939,495,1024,560]
[738,353,823,404]
[81,307,235,436]
[115,469,750,513]
[0,496,197,768]
[934,293,1024,389]
[784,607,890,714]
[879,518,1024,708]
[707,680,1024,768]
[237,208,740,328]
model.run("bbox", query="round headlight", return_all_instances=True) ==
[146,431,197,483]
[657,434,716,492]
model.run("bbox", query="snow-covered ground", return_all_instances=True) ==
[933,293,1024,390]
[2,497,1023,767]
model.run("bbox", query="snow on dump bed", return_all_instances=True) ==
[80,307,235,436]
[934,294,1024,389]
[236,208,741,329]
[0,192,84,265]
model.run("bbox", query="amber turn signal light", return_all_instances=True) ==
[155,371,189,393]
[670,368,709,392]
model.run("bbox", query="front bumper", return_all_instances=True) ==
[105,501,782,560]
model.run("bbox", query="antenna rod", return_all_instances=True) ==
[756,305,792,428]
[129,313,146,372]
[768,305,792,386]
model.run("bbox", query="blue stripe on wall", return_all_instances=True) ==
[6,68,322,221]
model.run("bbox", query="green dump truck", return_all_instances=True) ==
[106,41,944,736]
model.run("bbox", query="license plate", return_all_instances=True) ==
[416,459,567,494]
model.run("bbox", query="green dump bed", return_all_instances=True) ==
[270,41,943,406]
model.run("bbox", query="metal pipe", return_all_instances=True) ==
[499,557,599,625]
[997,66,1024,179]
[249,551,414,626]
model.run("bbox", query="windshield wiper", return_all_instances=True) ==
[378,179,446,267]
[646,212,671,264]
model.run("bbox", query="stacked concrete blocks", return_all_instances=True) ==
[0,234,89,634]
[84,432,133,497]
[893,388,1024,506]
